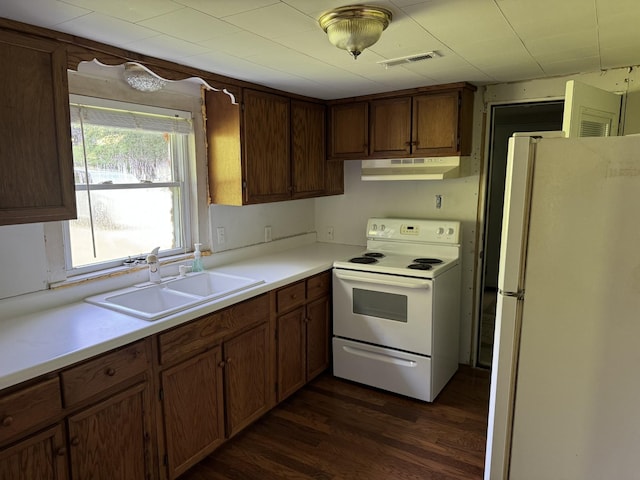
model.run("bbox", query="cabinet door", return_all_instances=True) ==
[306,296,331,381]
[276,307,306,402]
[161,349,225,479]
[369,97,412,157]
[67,383,153,480]
[243,89,290,204]
[223,322,270,438]
[0,425,68,480]
[291,100,326,199]
[0,30,75,226]
[412,92,460,156]
[324,160,344,196]
[328,102,368,159]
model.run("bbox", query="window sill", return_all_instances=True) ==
[50,252,196,290]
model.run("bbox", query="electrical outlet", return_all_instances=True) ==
[216,227,226,244]
[264,226,272,242]
[327,226,334,241]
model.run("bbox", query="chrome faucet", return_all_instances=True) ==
[146,247,162,284]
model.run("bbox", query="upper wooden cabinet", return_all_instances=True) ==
[329,83,476,160]
[205,88,290,205]
[206,89,342,206]
[327,102,368,159]
[369,96,412,157]
[291,100,326,199]
[412,91,468,156]
[243,89,291,204]
[0,30,76,225]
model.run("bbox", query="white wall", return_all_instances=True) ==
[0,224,48,298]
[209,200,316,252]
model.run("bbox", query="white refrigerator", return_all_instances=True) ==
[484,133,640,479]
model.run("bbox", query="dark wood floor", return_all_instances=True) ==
[180,366,490,479]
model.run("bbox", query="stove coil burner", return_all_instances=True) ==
[407,263,433,270]
[407,258,443,270]
[412,258,443,264]
[349,256,378,264]
[364,252,385,258]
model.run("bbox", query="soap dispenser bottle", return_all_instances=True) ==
[192,243,204,272]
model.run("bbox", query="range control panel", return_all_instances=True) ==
[367,218,461,244]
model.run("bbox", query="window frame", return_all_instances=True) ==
[63,95,194,276]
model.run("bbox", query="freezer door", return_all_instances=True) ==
[484,293,521,480]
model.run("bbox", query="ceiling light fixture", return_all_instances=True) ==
[319,5,392,60]
[123,63,167,92]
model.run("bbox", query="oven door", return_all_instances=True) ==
[333,268,433,355]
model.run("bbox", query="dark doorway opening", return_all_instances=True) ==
[477,101,564,368]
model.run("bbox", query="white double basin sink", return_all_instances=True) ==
[85,271,264,320]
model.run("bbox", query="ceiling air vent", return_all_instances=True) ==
[377,51,442,69]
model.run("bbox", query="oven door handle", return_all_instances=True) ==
[334,271,430,289]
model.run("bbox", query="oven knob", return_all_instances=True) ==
[436,227,445,235]
[447,228,455,235]
[380,224,385,231]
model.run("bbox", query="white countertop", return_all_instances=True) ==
[0,242,363,391]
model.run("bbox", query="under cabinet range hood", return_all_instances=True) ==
[361,156,466,181]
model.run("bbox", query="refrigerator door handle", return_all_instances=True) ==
[498,289,525,300]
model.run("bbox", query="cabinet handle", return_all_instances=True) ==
[404,141,412,146]
[56,446,67,457]
[1,416,13,427]
[105,367,116,377]
[70,437,80,447]
[218,360,226,368]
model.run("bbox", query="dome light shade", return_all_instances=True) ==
[123,63,167,92]
[319,5,392,59]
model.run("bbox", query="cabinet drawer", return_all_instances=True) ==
[158,312,222,366]
[159,294,270,365]
[276,281,305,313]
[61,340,149,407]
[0,377,62,445]
[306,271,330,300]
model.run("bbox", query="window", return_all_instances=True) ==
[65,96,193,274]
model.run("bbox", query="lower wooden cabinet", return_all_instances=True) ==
[223,322,271,438]
[0,270,332,480]
[0,424,68,480]
[276,272,332,402]
[155,294,271,478]
[276,307,307,400]
[67,382,154,480]
[160,349,224,480]
[305,295,331,380]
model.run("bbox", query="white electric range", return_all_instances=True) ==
[332,218,462,402]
